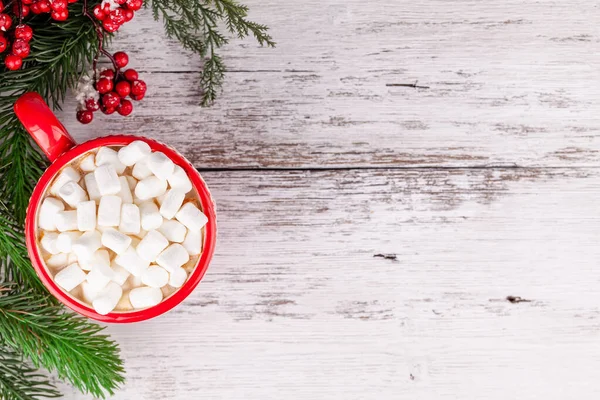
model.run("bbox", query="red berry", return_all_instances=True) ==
[22,0,34,4]
[96,77,113,94]
[12,39,30,58]
[123,8,134,21]
[108,8,125,25]
[99,69,115,80]
[5,54,22,70]
[125,0,143,11]
[85,98,100,111]
[117,99,133,116]
[15,25,33,41]
[123,68,138,81]
[50,0,67,11]
[130,80,146,96]
[93,4,105,19]
[37,0,51,13]
[30,2,41,13]
[113,51,128,68]
[102,92,121,108]
[101,106,116,115]
[115,0,126,4]
[77,110,94,124]
[115,80,131,97]
[102,20,119,32]
[0,35,6,53]
[0,13,12,32]
[13,3,30,18]
[67,0,77,3]
[130,93,144,101]
[51,9,68,21]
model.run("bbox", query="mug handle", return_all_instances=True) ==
[14,92,77,162]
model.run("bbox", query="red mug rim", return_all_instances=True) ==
[26,135,217,323]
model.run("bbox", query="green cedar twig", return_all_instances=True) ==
[0,284,125,398]
[0,346,61,399]
[149,0,275,106]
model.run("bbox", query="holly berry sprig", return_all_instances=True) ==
[75,0,146,124]
[0,0,78,70]
[76,51,146,124]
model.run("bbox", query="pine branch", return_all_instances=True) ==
[149,0,274,106]
[0,346,61,400]
[0,284,125,398]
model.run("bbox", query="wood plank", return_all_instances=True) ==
[56,1,600,168]
[56,168,600,399]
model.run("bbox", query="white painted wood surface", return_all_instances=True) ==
[54,1,600,399]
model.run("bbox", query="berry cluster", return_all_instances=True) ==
[0,0,76,70]
[93,0,142,32]
[77,51,146,124]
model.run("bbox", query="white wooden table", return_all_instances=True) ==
[58,1,600,398]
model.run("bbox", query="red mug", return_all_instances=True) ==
[14,92,217,323]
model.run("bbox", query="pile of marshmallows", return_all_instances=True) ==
[37,141,207,315]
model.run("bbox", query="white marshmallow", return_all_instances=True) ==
[169,267,188,288]
[156,244,189,272]
[95,147,126,174]
[40,232,60,254]
[126,175,137,190]
[157,220,186,243]
[55,210,78,232]
[119,203,141,234]
[118,140,151,166]
[83,173,102,201]
[128,274,143,288]
[101,228,132,255]
[92,282,123,315]
[94,165,121,196]
[110,262,131,286]
[167,165,192,193]
[139,201,162,230]
[155,192,167,206]
[57,181,88,208]
[117,176,133,204]
[159,189,185,220]
[182,228,202,256]
[80,281,101,303]
[147,151,175,181]
[50,167,80,195]
[56,232,81,253]
[135,230,169,263]
[46,253,69,269]
[114,246,150,277]
[129,286,163,309]
[54,263,86,291]
[85,265,111,292]
[71,231,102,262]
[175,203,208,232]
[79,154,96,172]
[132,157,153,180]
[135,176,167,201]
[98,196,122,227]
[80,248,111,272]
[141,266,169,288]
[38,197,64,231]
[67,252,78,264]
[77,201,97,231]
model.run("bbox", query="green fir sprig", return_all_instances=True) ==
[150,0,275,106]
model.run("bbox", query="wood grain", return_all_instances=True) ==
[57,0,600,169]
[47,0,600,398]
[54,168,600,400]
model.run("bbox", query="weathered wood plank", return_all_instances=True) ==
[56,168,600,399]
[57,1,600,168]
